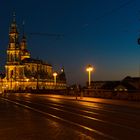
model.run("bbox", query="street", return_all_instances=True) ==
[0,93,140,140]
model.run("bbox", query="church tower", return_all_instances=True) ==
[1,13,66,92]
[5,13,24,82]
[20,23,30,60]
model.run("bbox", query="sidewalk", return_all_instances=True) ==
[40,94,140,109]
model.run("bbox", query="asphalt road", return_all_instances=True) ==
[0,93,140,140]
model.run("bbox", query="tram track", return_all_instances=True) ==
[1,94,140,140]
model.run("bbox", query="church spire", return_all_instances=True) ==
[9,12,18,34]
[8,11,20,51]
[22,20,25,36]
[13,11,16,22]
[21,20,27,42]
[7,12,21,66]
[20,20,27,50]
[20,20,30,60]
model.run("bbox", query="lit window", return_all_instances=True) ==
[119,88,123,91]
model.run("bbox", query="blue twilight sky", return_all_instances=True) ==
[0,0,140,85]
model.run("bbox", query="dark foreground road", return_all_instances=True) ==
[0,93,140,140]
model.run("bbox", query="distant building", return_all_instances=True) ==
[84,76,140,98]
[0,14,66,92]
[122,76,140,90]
[87,76,140,92]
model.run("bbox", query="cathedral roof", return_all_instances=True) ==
[22,58,51,66]
[22,49,30,54]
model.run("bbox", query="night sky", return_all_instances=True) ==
[0,0,140,85]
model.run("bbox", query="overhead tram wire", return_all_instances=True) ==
[93,0,139,36]
[29,32,64,39]
[95,0,136,22]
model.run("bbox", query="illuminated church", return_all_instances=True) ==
[0,14,66,92]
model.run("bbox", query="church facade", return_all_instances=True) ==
[0,14,66,92]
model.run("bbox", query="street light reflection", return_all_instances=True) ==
[46,95,61,102]
[78,101,102,109]
[50,98,61,102]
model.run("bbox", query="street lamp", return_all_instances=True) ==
[53,72,58,85]
[86,64,94,87]
[26,78,29,90]
[16,81,19,91]
[26,78,29,82]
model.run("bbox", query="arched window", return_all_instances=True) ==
[10,70,13,78]
[11,54,13,61]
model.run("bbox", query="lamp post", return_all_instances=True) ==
[26,78,29,90]
[53,72,58,85]
[86,64,94,88]
[6,84,8,93]
[0,77,2,93]
[16,81,19,91]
